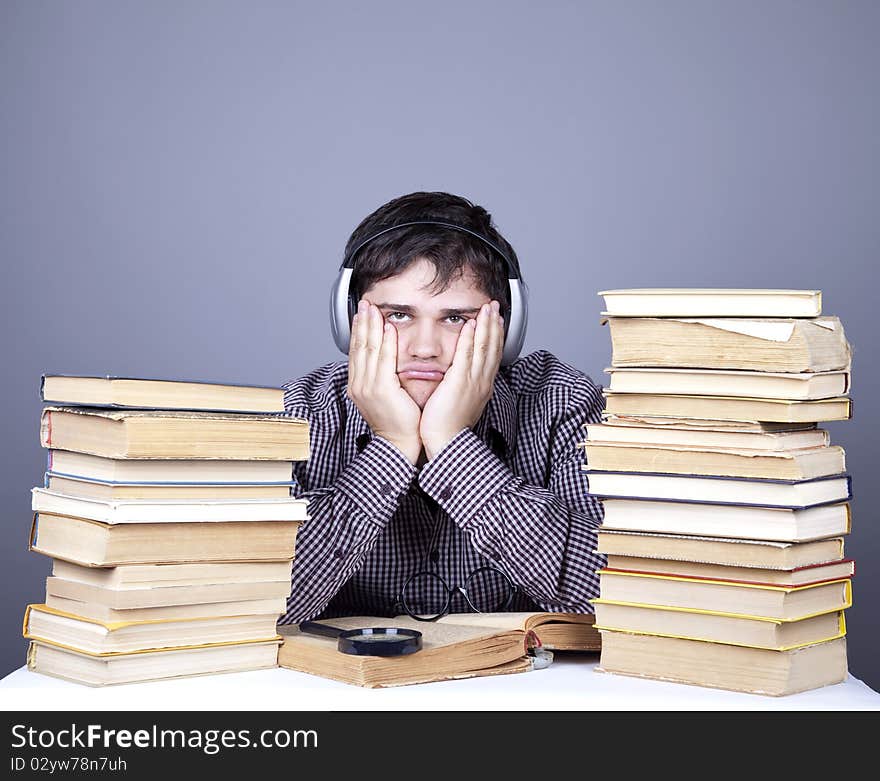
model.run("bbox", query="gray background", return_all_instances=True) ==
[2,1,878,692]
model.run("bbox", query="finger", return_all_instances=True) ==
[348,300,368,389]
[469,303,492,379]
[449,317,477,378]
[378,320,400,386]
[363,302,384,385]
[483,301,504,375]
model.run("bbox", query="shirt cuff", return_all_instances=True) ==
[335,436,417,519]
[417,428,516,527]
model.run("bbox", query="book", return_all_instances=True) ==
[40,407,310,460]
[584,420,829,451]
[51,559,293,588]
[598,416,818,432]
[596,530,847,569]
[47,450,296,484]
[582,442,846,480]
[601,392,852,423]
[277,615,534,688]
[597,289,823,318]
[31,487,309,524]
[29,513,302,566]
[435,611,601,651]
[601,556,855,587]
[45,593,288,623]
[596,569,852,620]
[595,631,847,696]
[44,575,294,609]
[43,474,294,500]
[604,367,849,400]
[604,316,851,372]
[598,498,850,541]
[26,637,281,687]
[41,374,286,413]
[592,603,846,651]
[23,604,281,655]
[586,470,852,509]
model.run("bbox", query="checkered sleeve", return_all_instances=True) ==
[417,378,606,613]
[281,436,417,623]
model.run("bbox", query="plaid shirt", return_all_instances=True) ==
[278,349,606,624]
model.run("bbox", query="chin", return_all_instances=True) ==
[402,380,438,409]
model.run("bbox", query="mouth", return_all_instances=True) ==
[399,370,445,382]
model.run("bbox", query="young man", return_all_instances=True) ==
[279,191,605,624]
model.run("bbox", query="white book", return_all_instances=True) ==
[599,498,851,542]
[31,487,309,524]
[585,469,852,509]
[597,288,822,317]
[604,367,849,400]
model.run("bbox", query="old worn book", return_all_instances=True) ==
[598,289,823,318]
[435,611,600,651]
[598,498,850,541]
[586,470,852,509]
[604,316,850,372]
[23,604,281,655]
[599,416,818,433]
[30,513,302,566]
[596,631,847,696]
[604,367,849,400]
[601,391,852,423]
[45,593,288,623]
[277,615,533,688]
[597,569,852,620]
[582,442,846,480]
[41,374,286,413]
[27,637,281,686]
[602,556,855,587]
[51,559,293,588]
[47,450,296,484]
[592,603,846,651]
[596,530,847,569]
[45,574,293,609]
[31,487,309,524]
[584,420,829,451]
[43,474,294,500]
[41,407,310,460]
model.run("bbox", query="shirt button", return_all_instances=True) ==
[438,486,453,501]
[333,548,345,559]
[380,482,393,496]
[492,552,502,562]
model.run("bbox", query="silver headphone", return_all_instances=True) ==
[329,220,528,366]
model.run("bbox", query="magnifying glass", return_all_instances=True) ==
[298,621,423,656]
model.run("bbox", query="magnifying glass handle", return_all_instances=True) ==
[298,621,344,638]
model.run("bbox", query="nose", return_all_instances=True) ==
[406,318,442,359]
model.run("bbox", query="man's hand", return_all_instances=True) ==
[420,300,504,459]
[347,299,423,464]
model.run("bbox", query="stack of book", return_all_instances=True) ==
[585,289,854,696]
[23,375,310,686]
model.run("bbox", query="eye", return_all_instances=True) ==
[445,315,467,325]
[385,311,410,323]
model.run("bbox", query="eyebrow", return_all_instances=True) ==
[375,303,482,317]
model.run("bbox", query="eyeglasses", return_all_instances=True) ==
[393,565,516,622]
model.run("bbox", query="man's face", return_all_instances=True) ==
[361,258,493,409]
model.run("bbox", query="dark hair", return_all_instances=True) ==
[344,191,521,316]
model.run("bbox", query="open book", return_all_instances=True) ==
[277,615,534,688]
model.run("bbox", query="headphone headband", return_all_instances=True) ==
[341,220,522,279]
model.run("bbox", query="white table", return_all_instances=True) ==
[2,655,879,711]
